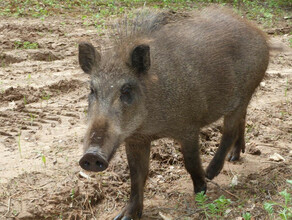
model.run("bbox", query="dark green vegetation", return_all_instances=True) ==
[263,180,292,220]
[195,179,292,219]
[0,0,291,27]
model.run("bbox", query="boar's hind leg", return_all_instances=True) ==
[181,131,207,194]
[114,138,151,220]
[227,111,246,161]
[206,108,247,180]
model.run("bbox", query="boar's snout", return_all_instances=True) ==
[79,147,108,172]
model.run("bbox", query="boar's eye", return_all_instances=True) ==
[90,87,95,95]
[88,86,96,104]
[120,84,133,104]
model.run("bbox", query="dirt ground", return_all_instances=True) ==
[0,11,291,220]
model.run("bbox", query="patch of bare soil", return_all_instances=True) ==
[0,14,291,220]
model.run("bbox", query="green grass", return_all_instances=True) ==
[195,180,292,219]
[263,180,292,220]
[14,41,39,49]
[208,0,291,28]
[0,1,291,27]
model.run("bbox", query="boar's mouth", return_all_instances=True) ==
[79,147,109,172]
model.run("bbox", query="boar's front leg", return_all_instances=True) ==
[114,137,151,220]
[180,130,207,194]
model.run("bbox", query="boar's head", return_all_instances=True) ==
[78,42,150,172]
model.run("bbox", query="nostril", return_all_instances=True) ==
[83,161,90,167]
[96,161,104,168]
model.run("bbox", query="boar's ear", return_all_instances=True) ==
[131,44,150,74]
[78,42,101,74]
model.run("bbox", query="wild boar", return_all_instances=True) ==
[78,7,269,219]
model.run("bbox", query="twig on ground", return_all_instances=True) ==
[206,179,240,200]
[88,198,96,220]
[262,161,284,164]
[258,143,287,150]
[39,181,54,188]
[108,197,116,212]
[4,197,11,216]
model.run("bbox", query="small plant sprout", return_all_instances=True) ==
[42,91,51,106]
[17,132,22,158]
[0,81,4,94]
[42,92,50,101]
[279,189,292,220]
[70,188,75,201]
[41,153,46,166]
[264,201,276,219]
[23,95,27,105]
[84,108,88,117]
[284,77,288,101]
[195,192,232,219]
[29,113,35,126]
[14,41,22,49]
[243,212,252,220]
[14,41,39,49]
[12,209,19,216]
[214,195,232,217]
[195,191,209,218]
[27,74,31,85]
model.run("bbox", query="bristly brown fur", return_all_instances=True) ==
[113,9,172,42]
[111,8,190,46]
[103,8,192,73]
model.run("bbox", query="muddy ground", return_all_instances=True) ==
[0,10,291,220]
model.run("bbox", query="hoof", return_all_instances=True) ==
[195,184,207,194]
[229,154,240,161]
[114,206,142,220]
[227,149,241,162]
[205,167,220,180]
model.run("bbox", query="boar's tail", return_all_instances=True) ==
[268,39,285,57]
[269,42,284,52]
